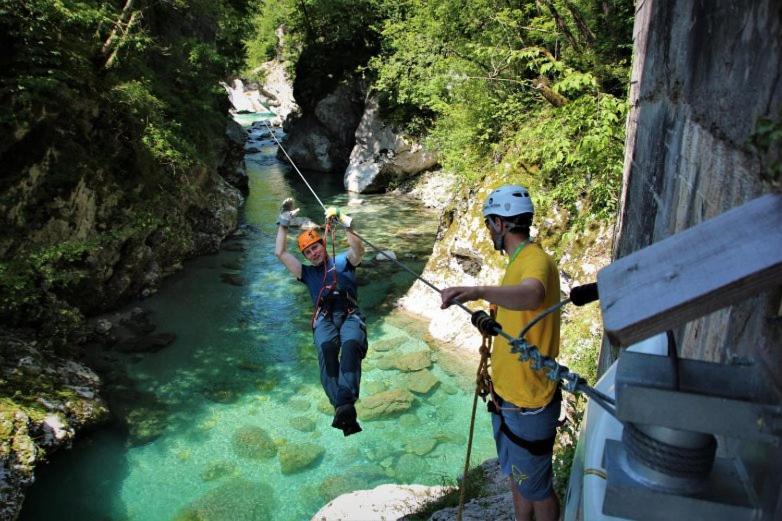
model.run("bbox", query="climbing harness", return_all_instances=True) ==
[263,118,617,502]
[309,221,358,327]
[263,118,613,413]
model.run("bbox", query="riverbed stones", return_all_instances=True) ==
[394,453,429,483]
[394,350,432,372]
[356,389,414,421]
[362,379,387,395]
[174,478,275,521]
[372,337,401,352]
[288,398,311,411]
[289,416,316,432]
[125,407,169,446]
[403,437,438,456]
[375,250,397,262]
[231,426,276,459]
[278,442,325,474]
[399,413,421,429]
[200,461,237,482]
[404,369,439,395]
[220,273,247,286]
[116,332,176,353]
[317,398,333,415]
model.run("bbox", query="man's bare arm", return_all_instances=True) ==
[345,225,364,267]
[440,279,545,310]
[275,225,302,278]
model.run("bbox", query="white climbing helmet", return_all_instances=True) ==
[482,185,534,218]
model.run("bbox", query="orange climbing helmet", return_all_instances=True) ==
[297,228,322,252]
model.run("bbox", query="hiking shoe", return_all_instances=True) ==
[342,421,362,437]
[333,403,357,429]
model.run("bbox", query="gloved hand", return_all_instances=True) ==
[278,198,300,227]
[325,206,352,228]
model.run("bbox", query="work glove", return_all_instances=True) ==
[325,206,352,228]
[278,198,300,227]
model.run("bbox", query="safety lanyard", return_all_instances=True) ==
[507,240,528,266]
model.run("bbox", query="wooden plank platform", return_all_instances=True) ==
[598,194,782,346]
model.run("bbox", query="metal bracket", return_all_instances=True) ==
[602,441,759,520]
[615,352,782,445]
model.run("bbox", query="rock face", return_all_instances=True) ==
[611,2,782,514]
[345,98,438,193]
[258,58,299,126]
[0,330,109,520]
[280,82,364,172]
[311,484,452,521]
[224,57,299,128]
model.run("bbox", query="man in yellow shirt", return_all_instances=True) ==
[441,185,561,521]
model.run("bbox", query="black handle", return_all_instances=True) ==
[570,283,599,306]
[471,310,501,336]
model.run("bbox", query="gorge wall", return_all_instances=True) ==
[608,0,781,517]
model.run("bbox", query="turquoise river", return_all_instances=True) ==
[20,115,495,521]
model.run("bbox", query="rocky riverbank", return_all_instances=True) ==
[0,119,249,518]
[0,329,108,520]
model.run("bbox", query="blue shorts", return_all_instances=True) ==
[491,391,561,501]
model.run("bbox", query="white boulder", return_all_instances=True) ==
[311,484,451,521]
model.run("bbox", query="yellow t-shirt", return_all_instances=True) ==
[491,242,560,408]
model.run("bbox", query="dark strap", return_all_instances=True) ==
[488,390,560,456]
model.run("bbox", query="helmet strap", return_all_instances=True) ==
[488,217,507,253]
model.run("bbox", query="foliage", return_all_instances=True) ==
[749,112,782,185]
[368,0,632,222]
[0,0,251,337]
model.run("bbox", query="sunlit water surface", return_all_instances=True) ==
[21,116,494,521]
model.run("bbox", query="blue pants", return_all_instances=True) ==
[312,310,368,407]
[491,392,561,501]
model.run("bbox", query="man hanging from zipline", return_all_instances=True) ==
[275,198,367,436]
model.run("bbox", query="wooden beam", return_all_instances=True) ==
[598,194,782,346]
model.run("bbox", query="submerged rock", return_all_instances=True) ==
[403,437,438,457]
[394,453,429,483]
[125,406,169,446]
[278,442,325,474]
[200,461,237,482]
[393,351,432,372]
[288,398,311,412]
[399,413,421,429]
[220,273,247,286]
[203,382,241,404]
[116,332,176,353]
[231,426,277,459]
[174,478,275,521]
[371,337,402,352]
[405,369,440,395]
[356,389,414,421]
[288,416,317,433]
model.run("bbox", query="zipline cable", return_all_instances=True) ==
[262,121,617,417]
[261,121,476,316]
[262,120,327,210]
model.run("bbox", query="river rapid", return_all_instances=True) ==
[20,117,495,521]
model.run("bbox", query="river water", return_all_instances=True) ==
[20,116,495,521]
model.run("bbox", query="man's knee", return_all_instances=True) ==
[319,340,340,376]
[340,340,365,372]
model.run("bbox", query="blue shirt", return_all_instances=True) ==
[299,252,359,309]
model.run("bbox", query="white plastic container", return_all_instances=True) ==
[564,334,668,521]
